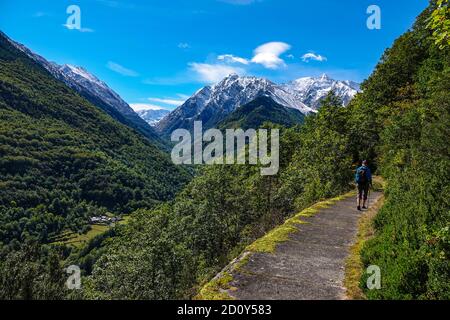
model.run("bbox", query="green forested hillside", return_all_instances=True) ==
[0,33,190,248]
[218,96,305,130]
[351,4,450,299]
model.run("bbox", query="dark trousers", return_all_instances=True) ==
[357,183,369,200]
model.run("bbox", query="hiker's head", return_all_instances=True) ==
[362,160,368,166]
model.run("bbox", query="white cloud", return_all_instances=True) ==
[34,12,49,18]
[176,94,191,100]
[79,27,95,33]
[217,54,250,65]
[301,52,327,62]
[107,61,139,77]
[95,0,136,9]
[148,97,186,106]
[189,63,244,83]
[219,0,259,5]
[251,42,291,69]
[62,24,94,33]
[130,103,168,111]
[146,41,296,86]
[143,75,189,86]
[178,42,190,49]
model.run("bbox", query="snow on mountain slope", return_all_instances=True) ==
[284,74,360,109]
[156,74,314,135]
[55,64,137,117]
[137,109,171,126]
[157,73,360,136]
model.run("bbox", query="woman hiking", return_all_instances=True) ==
[355,160,373,211]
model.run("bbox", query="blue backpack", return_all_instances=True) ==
[357,167,368,184]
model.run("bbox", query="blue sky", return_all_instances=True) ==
[0,0,428,111]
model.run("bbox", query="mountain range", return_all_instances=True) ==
[284,74,360,109]
[156,73,360,137]
[2,32,163,147]
[3,31,360,142]
[137,108,171,126]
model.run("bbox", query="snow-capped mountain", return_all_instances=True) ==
[157,73,360,136]
[284,74,360,109]
[4,32,161,144]
[156,74,314,136]
[55,64,142,118]
[137,108,170,126]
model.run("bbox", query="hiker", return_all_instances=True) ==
[355,160,372,211]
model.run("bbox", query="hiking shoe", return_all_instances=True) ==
[363,206,368,209]
[357,206,361,211]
